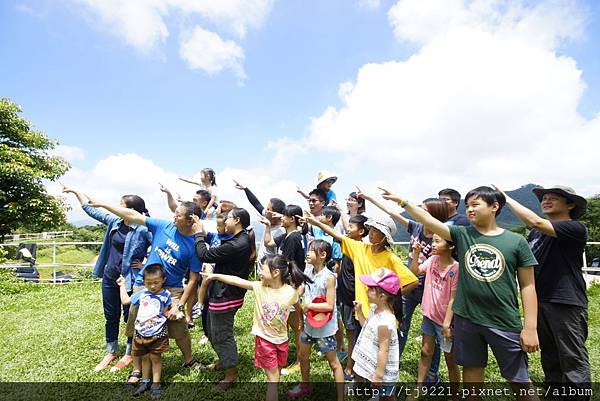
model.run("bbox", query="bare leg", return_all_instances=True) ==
[323,350,345,401]
[444,352,461,400]
[297,341,312,383]
[344,329,356,376]
[265,367,281,401]
[417,335,436,384]
[149,353,162,384]
[462,367,485,401]
[141,355,151,381]
[175,333,194,364]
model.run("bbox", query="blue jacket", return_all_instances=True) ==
[82,204,152,291]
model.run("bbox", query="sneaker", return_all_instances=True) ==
[94,353,118,372]
[287,383,314,399]
[192,303,203,319]
[281,361,300,376]
[133,380,152,396]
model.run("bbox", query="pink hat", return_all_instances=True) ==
[359,268,401,295]
[306,295,333,328]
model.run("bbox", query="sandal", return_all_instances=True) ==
[150,383,162,399]
[123,370,142,391]
[182,358,204,369]
[133,379,152,397]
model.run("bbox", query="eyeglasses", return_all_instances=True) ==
[308,199,321,204]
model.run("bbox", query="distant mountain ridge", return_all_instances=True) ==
[393,183,542,242]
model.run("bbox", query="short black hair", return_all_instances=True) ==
[349,214,369,237]
[465,186,506,216]
[308,188,326,201]
[195,189,211,203]
[143,264,166,279]
[321,206,341,226]
[438,188,461,204]
[180,201,202,218]
[269,198,286,214]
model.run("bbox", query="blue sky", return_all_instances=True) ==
[2,0,600,221]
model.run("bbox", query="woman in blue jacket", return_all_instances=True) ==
[63,186,152,373]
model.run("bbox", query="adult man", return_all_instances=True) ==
[498,185,590,400]
[88,199,204,384]
[438,188,470,226]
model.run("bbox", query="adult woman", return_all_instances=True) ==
[193,208,256,390]
[62,185,152,372]
[340,191,366,233]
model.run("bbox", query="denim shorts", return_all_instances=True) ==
[337,302,357,331]
[453,315,530,383]
[300,331,337,354]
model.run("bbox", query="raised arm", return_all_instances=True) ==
[87,198,147,226]
[234,179,266,215]
[380,188,451,241]
[61,183,87,205]
[357,187,409,228]
[409,243,422,276]
[202,272,254,290]
[159,183,178,213]
[63,185,119,226]
[260,216,277,248]
[492,185,555,237]
[178,176,202,186]
[296,186,309,200]
[301,211,344,242]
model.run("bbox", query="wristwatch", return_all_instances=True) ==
[177,304,185,312]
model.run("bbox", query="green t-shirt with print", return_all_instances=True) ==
[449,225,537,332]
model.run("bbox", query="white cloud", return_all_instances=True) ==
[68,0,274,76]
[74,0,169,54]
[270,0,600,198]
[49,153,306,224]
[179,26,246,79]
[52,145,86,162]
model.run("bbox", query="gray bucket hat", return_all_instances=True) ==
[532,185,587,219]
[364,216,397,244]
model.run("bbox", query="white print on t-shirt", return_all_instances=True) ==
[136,294,167,336]
[465,244,505,282]
[153,238,181,266]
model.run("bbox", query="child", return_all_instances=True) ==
[303,212,418,320]
[381,186,540,401]
[297,170,338,206]
[288,240,345,401]
[310,205,343,266]
[262,204,307,374]
[202,255,309,401]
[117,264,179,399]
[179,167,218,217]
[337,215,369,380]
[410,236,460,399]
[352,267,402,401]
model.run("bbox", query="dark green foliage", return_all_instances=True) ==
[0,98,70,240]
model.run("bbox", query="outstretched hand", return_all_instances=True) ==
[378,187,404,204]
[297,209,317,225]
[257,214,271,226]
[86,195,102,208]
[355,185,373,201]
[233,179,246,190]
[158,182,171,194]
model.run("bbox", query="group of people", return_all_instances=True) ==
[61,169,591,401]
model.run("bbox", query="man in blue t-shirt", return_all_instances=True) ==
[89,199,204,379]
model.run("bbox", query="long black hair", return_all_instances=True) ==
[309,239,336,271]
[265,255,312,288]
[201,168,217,186]
[229,207,257,269]
[373,286,404,329]
[122,195,150,216]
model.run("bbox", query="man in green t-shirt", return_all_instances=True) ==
[380,186,540,401]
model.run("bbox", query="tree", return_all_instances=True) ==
[0,98,70,241]
[581,195,600,261]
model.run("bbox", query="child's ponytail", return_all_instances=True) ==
[266,255,313,288]
[391,289,404,330]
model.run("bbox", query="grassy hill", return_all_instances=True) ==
[0,281,598,400]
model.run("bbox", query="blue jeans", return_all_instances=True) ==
[101,276,132,354]
[398,287,441,377]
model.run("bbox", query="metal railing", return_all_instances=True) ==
[1,240,599,286]
[2,231,73,243]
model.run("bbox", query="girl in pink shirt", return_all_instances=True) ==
[410,234,461,400]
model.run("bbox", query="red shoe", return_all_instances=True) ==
[94,353,118,372]
[287,383,314,399]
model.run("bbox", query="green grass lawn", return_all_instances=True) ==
[0,283,598,400]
